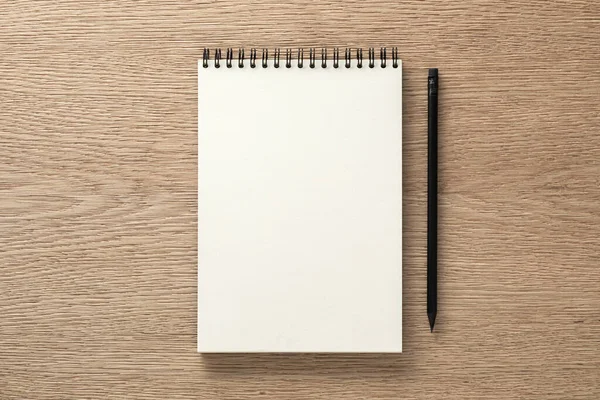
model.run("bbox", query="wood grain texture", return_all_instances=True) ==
[1,1,599,399]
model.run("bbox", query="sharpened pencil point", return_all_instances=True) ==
[428,312,436,332]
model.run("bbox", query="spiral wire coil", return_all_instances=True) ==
[202,48,399,69]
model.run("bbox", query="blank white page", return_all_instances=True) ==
[198,58,402,352]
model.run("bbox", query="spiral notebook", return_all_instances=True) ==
[198,48,402,353]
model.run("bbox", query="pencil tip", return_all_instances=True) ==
[428,312,436,332]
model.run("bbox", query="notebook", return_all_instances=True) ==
[198,48,402,353]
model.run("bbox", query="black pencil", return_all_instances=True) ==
[427,68,438,332]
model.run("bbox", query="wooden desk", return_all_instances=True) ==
[1,1,599,399]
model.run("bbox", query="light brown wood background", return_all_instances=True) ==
[1,1,599,399]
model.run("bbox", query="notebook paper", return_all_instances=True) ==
[198,57,402,352]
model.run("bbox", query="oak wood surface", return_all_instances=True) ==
[1,1,599,399]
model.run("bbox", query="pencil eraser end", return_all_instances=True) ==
[428,68,438,78]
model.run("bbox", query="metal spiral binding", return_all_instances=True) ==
[202,48,399,69]
[238,48,244,68]
[357,48,363,68]
[214,48,221,68]
[333,48,339,68]
[226,48,233,68]
[202,48,209,68]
